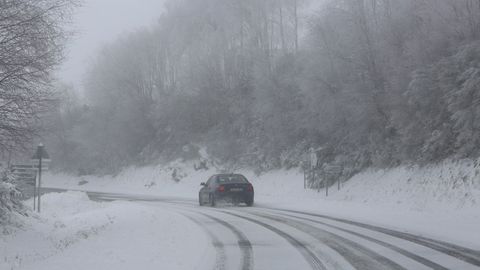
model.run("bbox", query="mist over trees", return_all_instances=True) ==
[49,0,480,175]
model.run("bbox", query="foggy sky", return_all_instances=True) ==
[58,0,166,94]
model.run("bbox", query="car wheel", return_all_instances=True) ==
[246,200,253,207]
[198,194,203,206]
[210,194,216,207]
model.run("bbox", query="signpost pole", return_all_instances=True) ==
[303,168,306,189]
[338,175,341,191]
[326,177,329,197]
[12,145,49,213]
[11,164,38,210]
[32,143,49,213]
[325,180,329,197]
[37,152,42,213]
[33,175,36,211]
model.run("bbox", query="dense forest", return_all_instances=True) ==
[44,0,480,176]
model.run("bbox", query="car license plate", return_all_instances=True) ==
[230,188,243,192]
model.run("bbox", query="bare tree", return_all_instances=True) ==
[0,0,78,153]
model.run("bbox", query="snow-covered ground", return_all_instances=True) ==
[42,159,480,248]
[43,159,480,212]
[1,191,211,270]
[2,159,480,269]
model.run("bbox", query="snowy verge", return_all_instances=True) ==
[1,191,211,270]
[44,159,480,212]
[42,159,480,249]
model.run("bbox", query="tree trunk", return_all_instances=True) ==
[294,0,299,53]
[279,4,286,53]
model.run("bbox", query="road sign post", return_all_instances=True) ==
[303,166,306,189]
[38,155,42,212]
[32,144,49,213]
[310,148,317,170]
[338,174,341,191]
[326,175,329,197]
[322,164,343,197]
[33,179,36,211]
[10,164,37,210]
[33,174,37,211]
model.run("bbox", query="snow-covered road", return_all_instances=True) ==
[38,188,480,270]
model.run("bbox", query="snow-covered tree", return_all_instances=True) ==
[0,0,78,153]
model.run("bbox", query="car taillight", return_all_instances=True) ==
[218,185,225,192]
[247,184,254,192]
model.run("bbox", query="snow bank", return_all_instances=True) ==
[45,159,480,213]
[241,161,480,249]
[1,191,211,270]
[332,159,480,211]
[36,191,103,216]
[241,159,480,213]
[45,160,211,199]
[41,159,480,249]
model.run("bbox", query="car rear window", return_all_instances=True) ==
[217,175,248,183]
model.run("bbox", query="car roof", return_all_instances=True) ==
[213,174,249,183]
[215,173,245,177]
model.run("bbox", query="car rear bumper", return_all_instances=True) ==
[215,191,254,202]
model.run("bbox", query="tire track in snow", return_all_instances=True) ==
[219,211,327,270]
[181,213,227,270]
[247,211,406,270]
[278,212,449,270]
[267,208,480,267]
[199,213,254,270]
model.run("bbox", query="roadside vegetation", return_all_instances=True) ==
[0,0,78,223]
[45,0,480,177]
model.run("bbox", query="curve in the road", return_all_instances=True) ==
[182,214,228,270]
[245,211,407,270]
[268,208,480,267]
[199,212,254,270]
[220,211,328,270]
[278,212,449,270]
[45,188,480,270]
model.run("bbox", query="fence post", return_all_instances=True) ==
[33,175,36,211]
[303,167,306,189]
[338,175,341,191]
[326,176,329,197]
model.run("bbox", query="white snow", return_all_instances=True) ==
[3,158,480,269]
[1,191,212,270]
[42,158,480,250]
[242,161,480,249]
[44,160,211,199]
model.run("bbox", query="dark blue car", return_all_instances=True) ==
[199,174,254,207]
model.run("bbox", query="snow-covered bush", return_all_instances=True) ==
[402,41,480,162]
[0,169,24,226]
